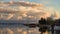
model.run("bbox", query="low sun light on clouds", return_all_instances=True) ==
[0,0,59,23]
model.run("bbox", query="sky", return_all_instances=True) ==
[0,0,60,11]
[26,0,60,14]
[26,0,60,17]
[0,0,60,22]
[0,0,60,9]
[0,0,59,12]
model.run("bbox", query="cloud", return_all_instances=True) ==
[40,0,51,4]
[54,12,59,18]
[0,1,59,23]
[8,14,14,19]
[17,16,23,20]
[51,11,60,20]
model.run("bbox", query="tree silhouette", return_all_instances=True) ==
[47,17,55,25]
[47,17,55,34]
[39,18,47,25]
[38,17,55,34]
[38,18,48,34]
[57,19,60,23]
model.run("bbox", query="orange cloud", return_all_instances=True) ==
[0,1,59,20]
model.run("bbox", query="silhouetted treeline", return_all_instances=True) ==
[39,17,60,25]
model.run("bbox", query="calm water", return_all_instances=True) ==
[0,24,59,34]
[0,24,40,34]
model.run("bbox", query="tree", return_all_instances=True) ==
[39,18,47,25]
[38,18,48,34]
[46,17,55,25]
[57,18,60,24]
[38,17,55,34]
[46,17,55,34]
